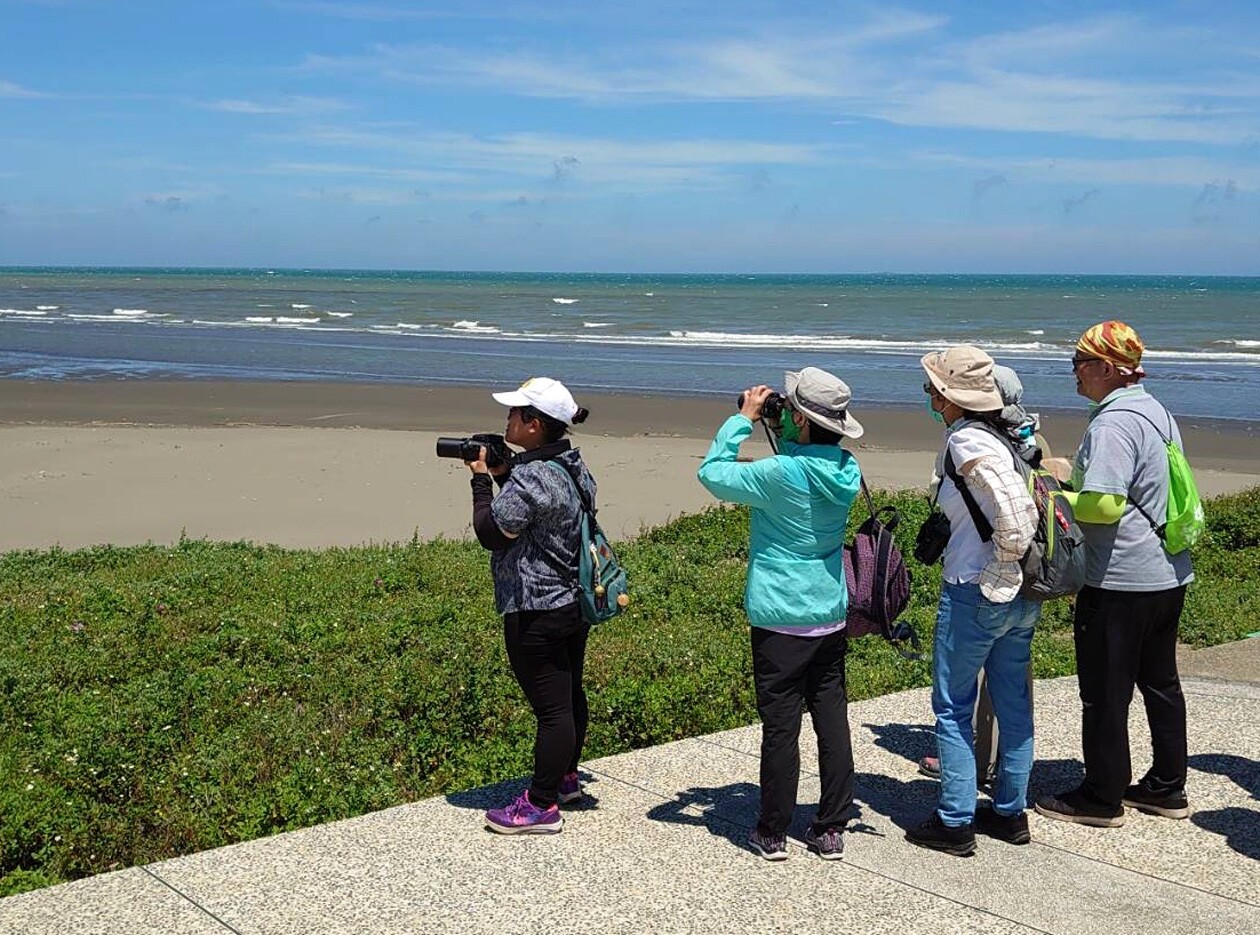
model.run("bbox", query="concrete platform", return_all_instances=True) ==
[2,675,1256,935]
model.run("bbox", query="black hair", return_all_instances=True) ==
[807,422,842,447]
[520,405,590,443]
[962,408,1005,427]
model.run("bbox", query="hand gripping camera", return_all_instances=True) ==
[435,433,513,469]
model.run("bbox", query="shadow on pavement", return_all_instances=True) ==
[1188,752,1260,861]
[862,722,936,765]
[444,770,602,812]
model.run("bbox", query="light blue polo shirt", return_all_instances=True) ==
[1071,386,1194,592]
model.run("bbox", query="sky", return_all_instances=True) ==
[1,0,1258,273]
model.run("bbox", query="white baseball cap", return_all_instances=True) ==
[491,377,580,424]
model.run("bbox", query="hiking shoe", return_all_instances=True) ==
[558,772,583,805]
[905,813,976,857]
[1123,784,1190,819]
[1034,789,1124,828]
[917,756,941,779]
[485,791,563,835]
[975,805,1031,845]
[748,828,789,861]
[805,826,845,860]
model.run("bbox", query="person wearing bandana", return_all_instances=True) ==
[1036,321,1195,827]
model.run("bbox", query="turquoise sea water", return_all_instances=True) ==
[1,268,1257,420]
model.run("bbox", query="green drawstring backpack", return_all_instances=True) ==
[1109,408,1205,554]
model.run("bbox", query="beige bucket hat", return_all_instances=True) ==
[784,367,864,439]
[921,345,1003,412]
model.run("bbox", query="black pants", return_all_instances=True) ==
[1074,585,1188,807]
[503,602,590,808]
[751,627,857,836]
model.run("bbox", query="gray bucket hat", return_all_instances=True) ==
[784,367,864,439]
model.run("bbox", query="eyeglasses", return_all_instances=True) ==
[1071,356,1102,372]
[922,381,937,395]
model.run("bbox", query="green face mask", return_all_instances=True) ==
[926,396,945,424]
[780,412,802,443]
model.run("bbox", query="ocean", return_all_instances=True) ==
[1,268,1257,422]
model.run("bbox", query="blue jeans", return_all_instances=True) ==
[932,582,1039,826]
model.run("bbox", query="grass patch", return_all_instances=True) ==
[1,487,1255,895]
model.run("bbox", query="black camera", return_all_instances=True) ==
[913,509,952,565]
[736,391,788,421]
[435,433,512,469]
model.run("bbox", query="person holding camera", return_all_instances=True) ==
[697,367,863,861]
[463,377,593,835]
[908,346,1039,857]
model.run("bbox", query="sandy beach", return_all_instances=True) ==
[0,380,1256,551]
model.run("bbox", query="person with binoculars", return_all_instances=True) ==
[907,346,1040,857]
[697,367,863,861]
[454,377,593,835]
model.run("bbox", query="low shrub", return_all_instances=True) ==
[0,486,1254,895]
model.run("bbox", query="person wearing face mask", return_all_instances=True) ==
[1035,321,1194,828]
[465,377,594,835]
[908,346,1040,856]
[697,368,863,862]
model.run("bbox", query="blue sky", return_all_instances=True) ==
[1,0,1258,273]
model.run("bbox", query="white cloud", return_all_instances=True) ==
[265,127,831,192]
[295,12,1260,145]
[0,80,48,99]
[204,96,349,116]
[910,151,1260,191]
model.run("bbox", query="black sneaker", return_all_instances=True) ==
[1034,789,1125,828]
[747,828,789,861]
[1123,784,1190,819]
[975,805,1031,844]
[905,813,976,857]
[805,826,845,860]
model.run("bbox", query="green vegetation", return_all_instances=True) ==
[2,487,1256,895]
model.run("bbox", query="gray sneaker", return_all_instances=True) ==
[805,826,845,860]
[748,829,789,861]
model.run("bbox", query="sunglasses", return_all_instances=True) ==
[922,381,938,395]
[1071,356,1102,372]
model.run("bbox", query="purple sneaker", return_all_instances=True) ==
[485,791,564,835]
[558,772,583,805]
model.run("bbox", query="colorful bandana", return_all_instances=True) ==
[1076,320,1146,376]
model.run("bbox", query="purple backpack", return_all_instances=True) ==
[843,481,921,659]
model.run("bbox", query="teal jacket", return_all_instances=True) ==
[697,414,861,628]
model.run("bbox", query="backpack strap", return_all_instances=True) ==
[943,447,994,543]
[1090,406,1175,542]
[543,458,595,518]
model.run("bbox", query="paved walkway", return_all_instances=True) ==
[3,667,1256,935]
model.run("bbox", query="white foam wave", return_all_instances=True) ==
[36,305,59,310]
[552,297,578,305]
[817,303,829,307]
[0,308,47,316]
[245,316,273,323]
[69,314,130,321]
[1213,339,1260,348]
[276,316,320,324]
[1026,329,1045,335]
[582,321,613,328]
[112,308,148,316]
[450,320,500,334]
[327,311,354,318]
[257,303,274,308]
[644,292,654,296]
[290,303,313,309]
